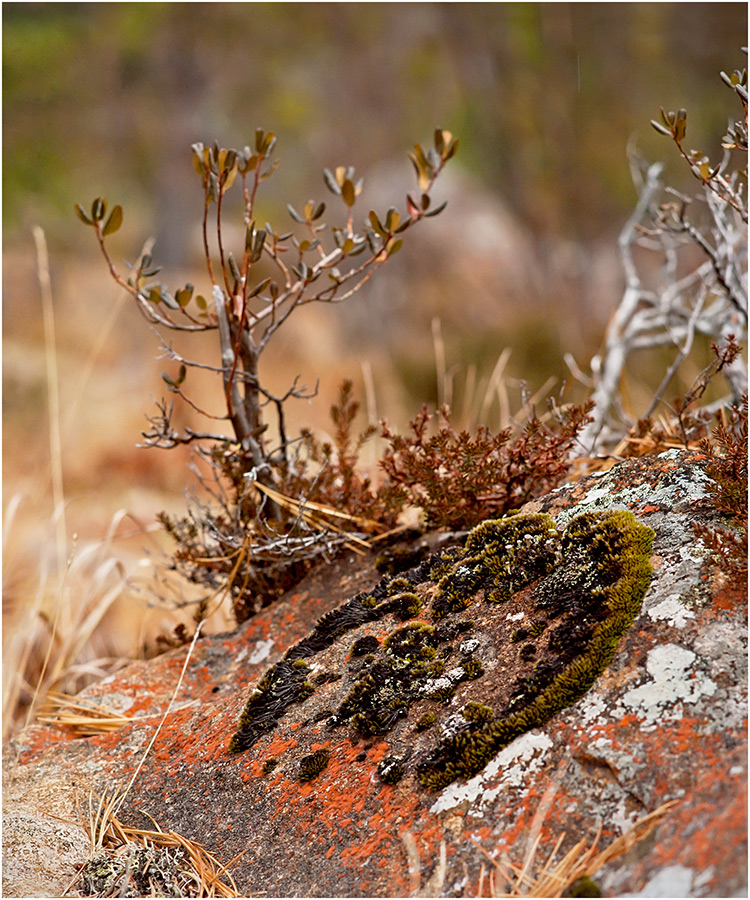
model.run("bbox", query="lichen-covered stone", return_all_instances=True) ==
[3,451,746,898]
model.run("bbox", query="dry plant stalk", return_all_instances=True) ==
[35,691,137,736]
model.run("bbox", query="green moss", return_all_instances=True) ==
[387,577,412,596]
[415,711,436,731]
[417,510,653,790]
[231,509,653,797]
[383,621,436,656]
[462,701,494,725]
[565,875,602,897]
[298,748,330,782]
[461,658,484,679]
[431,514,559,619]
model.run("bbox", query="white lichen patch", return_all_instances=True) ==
[420,667,466,698]
[248,638,275,665]
[430,730,553,815]
[577,691,608,725]
[647,595,696,629]
[622,863,695,898]
[618,644,717,728]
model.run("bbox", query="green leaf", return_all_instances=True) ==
[424,200,448,218]
[176,284,194,307]
[102,204,123,237]
[74,203,93,225]
[312,201,326,220]
[223,162,239,192]
[341,178,356,207]
[386,238,403,256]
[674,109,687,142]
[368,210,386,236]
[260,158,280,180]
[195,295,207,310]
[385,208,401,232]
[251,230,266,262]
[162,364,186,391]
[228,252,242,282]
[248,277,272,298]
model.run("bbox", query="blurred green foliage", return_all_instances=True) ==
[3,2,746,250]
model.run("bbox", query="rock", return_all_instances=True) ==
[3,449,747,898]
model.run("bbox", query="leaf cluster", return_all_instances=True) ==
[651,61,748,220]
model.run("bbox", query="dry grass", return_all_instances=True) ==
[62,786,242,897]
[471,800,679,897]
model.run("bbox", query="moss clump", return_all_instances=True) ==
[415,711,437,731]
[392,592,423,619]
[417,510,653,790]
[386,577,412,596]
[229,658,317,754]
[518,642,536,661]
[461,658,485,679]
[564,875,602,897]
[462,701,494,725]
[298,748,330,782]
[383,622,436,656]
[351,635,380,657]
[336,623,441,736]
[262,756,279,775]
[313,670,342,685]
[431,514,559,619]
[377,755,406,785]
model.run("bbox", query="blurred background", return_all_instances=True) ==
[2,3,746,708]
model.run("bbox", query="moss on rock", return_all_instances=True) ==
[229,510,654,792]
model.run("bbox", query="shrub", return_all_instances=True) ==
[379,399,593,531]
[77,130,457,621]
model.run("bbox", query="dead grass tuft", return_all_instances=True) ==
[67,786,242,897]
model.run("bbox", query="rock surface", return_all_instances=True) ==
[3,449,747,898]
